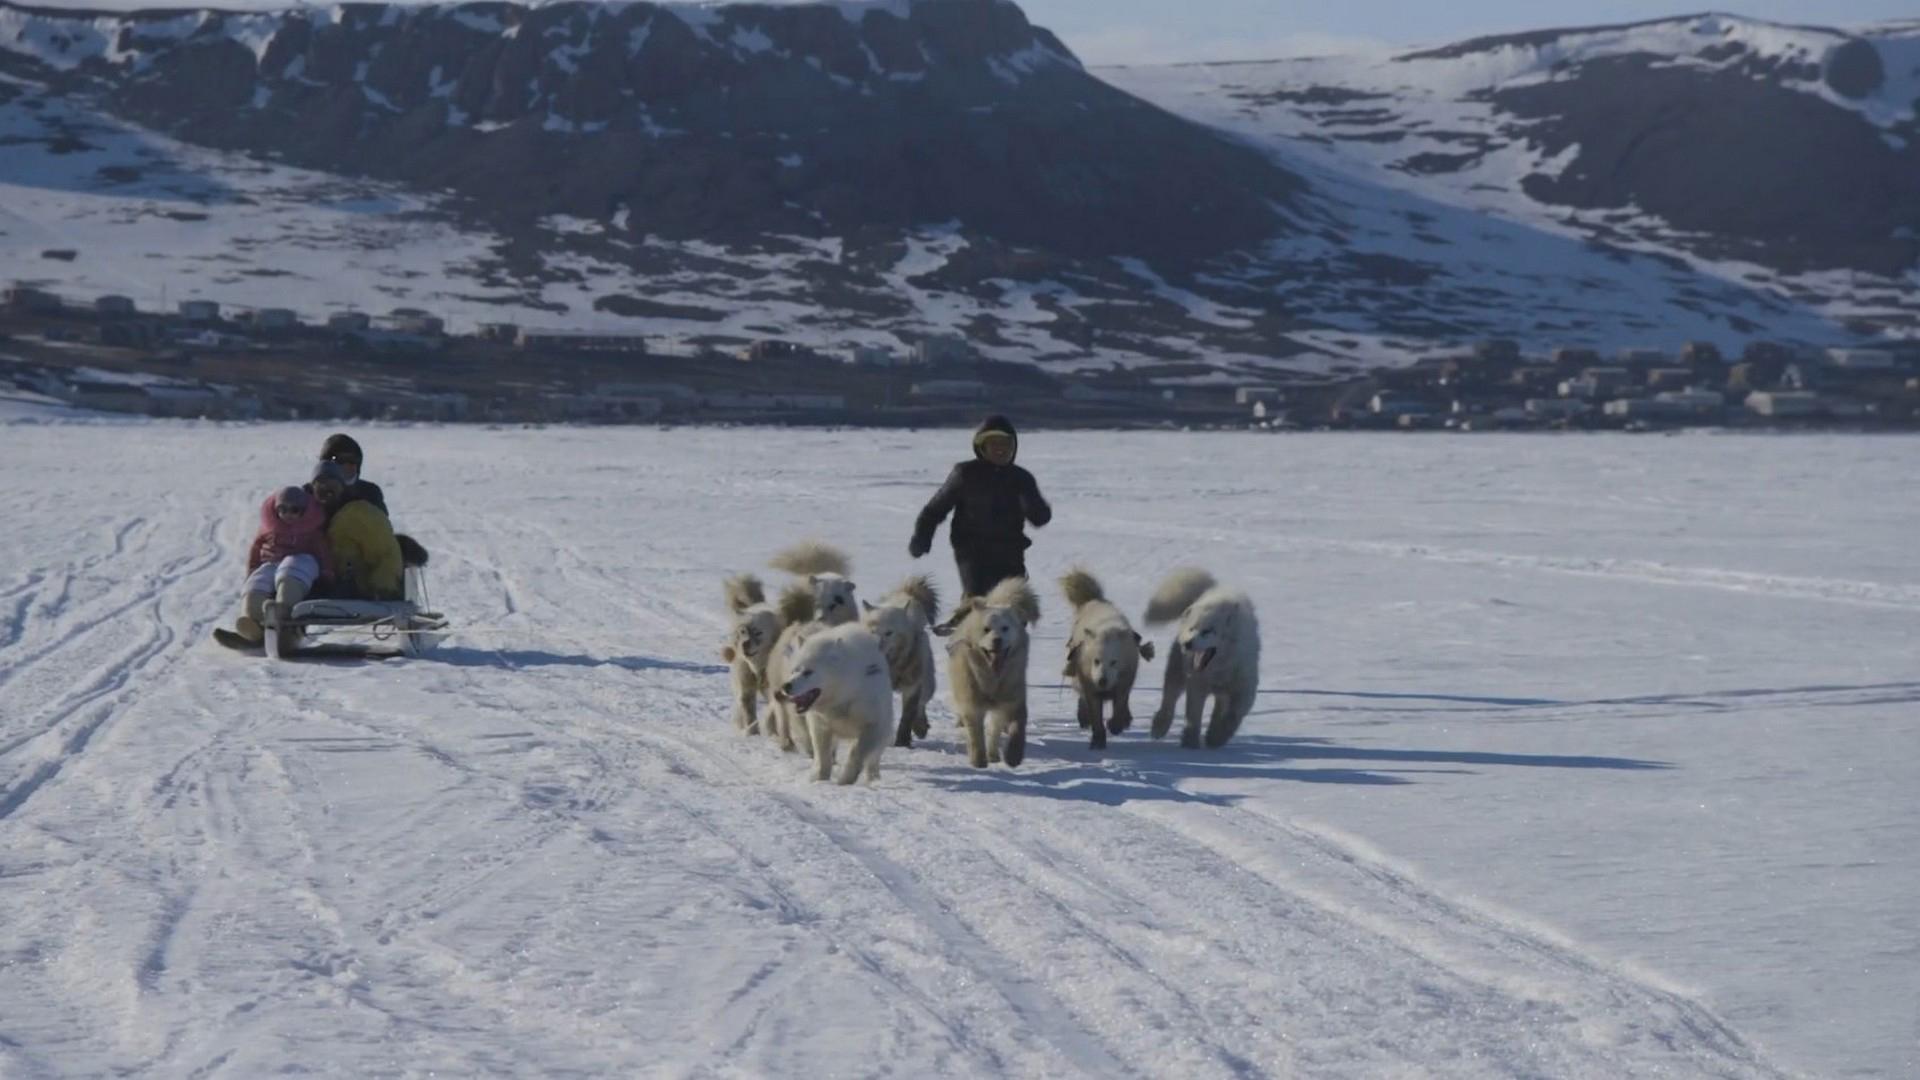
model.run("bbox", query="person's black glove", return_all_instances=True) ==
[908,534,931,558]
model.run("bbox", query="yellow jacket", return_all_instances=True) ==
[327,501,403,600]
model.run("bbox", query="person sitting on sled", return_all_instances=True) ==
[316,432,387,516]
[223,484,333,646]
[311,461,404,601]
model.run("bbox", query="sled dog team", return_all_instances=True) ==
[721,542,1261,785]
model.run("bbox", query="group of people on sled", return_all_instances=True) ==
[223,434,415,648]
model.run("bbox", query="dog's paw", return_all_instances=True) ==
[1179,727,1201,749]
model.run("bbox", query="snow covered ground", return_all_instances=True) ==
[1,422,1915,1078]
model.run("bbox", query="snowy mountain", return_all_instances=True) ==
[1105,13,1920,348]
[1,3,1914,374]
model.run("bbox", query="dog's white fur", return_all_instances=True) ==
[720,574,783,734]
[946,577,1041,768]
[1060,568,1154,751]
[778,623,894,784]
[862,575,940,749]
[761,587,830,752]
[770,541,857,626]
[1143,568,1260,749]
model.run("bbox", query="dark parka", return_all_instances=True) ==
[910,416,1051,596]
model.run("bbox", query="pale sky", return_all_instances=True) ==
[1016,1,1920,65]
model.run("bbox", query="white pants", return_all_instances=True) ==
[245,555,320,596]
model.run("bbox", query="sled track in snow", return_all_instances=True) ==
[0,518,228,822]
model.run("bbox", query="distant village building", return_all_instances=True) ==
[744,339,811,362]
[516,329,648,353]
[1615,348,1670,369]
[594,381,697,404]
[1645,367,1697,391]
[1550,347,1601,372]
[178,300,220,322]
[386,308,444,336]
[911,379,987,400]
[1064,384,1157,405]
[1745,391,1822,418]
[248,308,298,330]
[94,295,136,316]
[1526,398,1591,420]
[1823,348,1899,371]
[327,311,372,332]
[478,322,521,343]
[1679,341,1724,367]
[1604,390,1723,422]
[914,336,974,365]
[1234,386,1284,406]
[3,285,61,313]
[343,329,443,354]
[700,392,846,411]
[1369,391,1436,418]
[61,379,148,413]
[850,345,908,367]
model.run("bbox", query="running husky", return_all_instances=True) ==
[1060,568,1155,751]
[770,540,858,626]
[1143,568,1260,749]
[721,574,814,735]
[861,575,941,748]
[946,577,1041,768]
[778,623,894,784]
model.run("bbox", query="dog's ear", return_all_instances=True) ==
[1137,634,1155,661]
[861,599,875,614]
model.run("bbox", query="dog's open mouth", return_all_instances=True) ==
[790,688,822,712]
[1191,647,1217,673]
[983,647,1008,672]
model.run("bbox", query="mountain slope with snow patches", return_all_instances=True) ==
[1,4,1912,373]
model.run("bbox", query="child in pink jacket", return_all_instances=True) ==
[226,485,333,645]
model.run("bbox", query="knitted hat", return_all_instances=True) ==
[274,485,309,511]
[311,460,349,486]
[320,433,364,465]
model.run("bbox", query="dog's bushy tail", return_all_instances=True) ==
[724,573,766,614]
[1144,568,1217,625]
[985,577,1041,626]
[1059,567,1104,610]
[776,583,816,627]
[770,540,850,578]
[896,574,940,623]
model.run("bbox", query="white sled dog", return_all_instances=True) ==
[861,575,940,748]
[946,577,1041,768]
[721,574,814,735]
[770,540,858,626]
[1060,568,1154,751]
[778,623,894,784]
[1143,568,1260,749]
[762,586,832,754]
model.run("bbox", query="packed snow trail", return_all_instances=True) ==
[3,423,1915,1077]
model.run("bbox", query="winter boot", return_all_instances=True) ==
[271,577,310,629]
[235,592,269,644]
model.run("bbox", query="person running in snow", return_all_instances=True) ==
[315,433,387,516]
[311,461,404,601]
[216,485,332,648]
[908,414,1052,615]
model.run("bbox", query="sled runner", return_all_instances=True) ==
[262,566,449,660]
